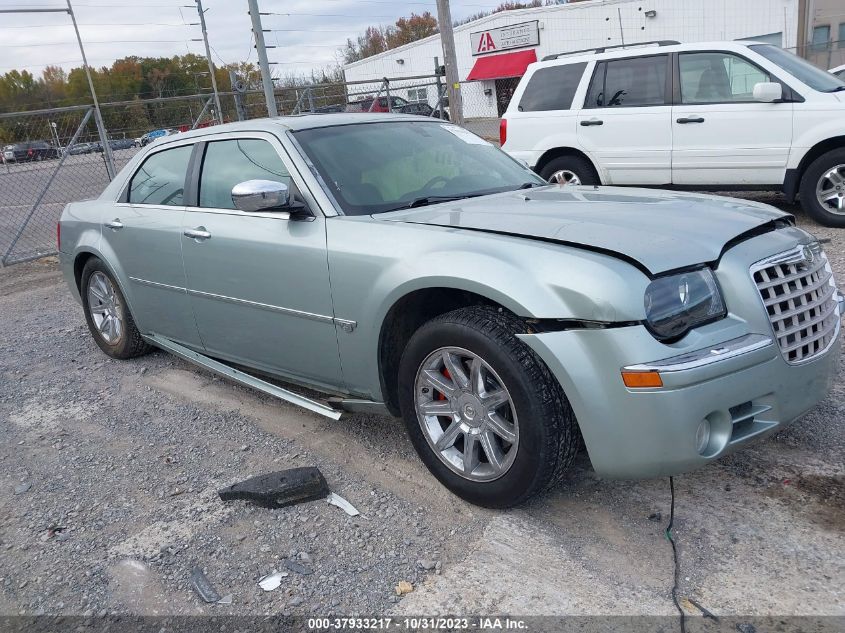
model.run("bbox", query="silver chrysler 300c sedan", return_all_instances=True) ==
[59,114,843,507]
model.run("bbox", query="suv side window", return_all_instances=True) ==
[128,145,192,205]
[679,52,771,103]
[586,55,668,108]
[517,62,587,112]
[199,138,290,210]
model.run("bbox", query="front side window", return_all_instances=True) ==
[128,145,192,206]
[293,121,542,216]
[588,55,667,108]
[198,139,290,210]
[680,52,770,103]
[518,62,587,112]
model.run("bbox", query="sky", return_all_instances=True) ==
[0,0,513,80]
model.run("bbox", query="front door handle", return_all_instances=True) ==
[676,117,705,124]
[104,219,123,230]
[183,227,211,241]
[580,119,604,126]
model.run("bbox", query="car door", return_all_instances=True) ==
[106,141,201,347]
[576,54,672,185]
[179,132,343,389]
[671,51,793,185]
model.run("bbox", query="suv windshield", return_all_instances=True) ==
[293,121,543,215]
[750,44,845,92]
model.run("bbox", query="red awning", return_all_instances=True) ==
[466,50,537,81]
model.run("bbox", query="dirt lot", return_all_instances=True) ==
[0,193,843,627]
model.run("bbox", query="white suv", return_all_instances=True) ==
[501,41,845,227]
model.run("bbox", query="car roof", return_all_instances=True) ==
[536,39,765,66]
[152,113,434,145]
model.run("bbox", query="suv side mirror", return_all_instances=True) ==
[753,82,782,103]
[232,179,291,213]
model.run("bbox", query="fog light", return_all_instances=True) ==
[695,418,711,455]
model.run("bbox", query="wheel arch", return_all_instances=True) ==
[377,287,521,416]
[72,247,139,321]
[534,147,601,181]
[788,135,845,201]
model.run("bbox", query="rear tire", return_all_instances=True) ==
[80,258,151,360]
[799,148,845,228]
[398,306,580,508]
[539,155,599,186]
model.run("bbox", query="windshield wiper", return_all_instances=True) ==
[517,182,544,189]
[405,193,484,209]
[826,85,845,92]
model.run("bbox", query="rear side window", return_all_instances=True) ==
[517,62,587,112]
[586,55,668,108]
[128,145,192,205]
[199,139,290,210]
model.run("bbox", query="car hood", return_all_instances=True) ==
[380,186,789,275]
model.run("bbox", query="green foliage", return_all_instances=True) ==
[343,12,439,64]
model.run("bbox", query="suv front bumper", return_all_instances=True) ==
[518,312,841,479]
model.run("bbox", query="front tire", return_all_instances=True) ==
[539,155,599,186]
[398,306,580,508]
[799,148,845,228]
[80,258,151,359]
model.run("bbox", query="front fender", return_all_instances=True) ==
[327,217,648,400]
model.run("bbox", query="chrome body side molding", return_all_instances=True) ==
[622,333,774,373]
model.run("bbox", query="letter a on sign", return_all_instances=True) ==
[477,32,496,53]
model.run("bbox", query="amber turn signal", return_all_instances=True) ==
[621,370,663,388]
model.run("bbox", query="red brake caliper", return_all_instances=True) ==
[436,368,451,400]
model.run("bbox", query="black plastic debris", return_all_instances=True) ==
[190,566,222,603]
[218,467,329,509]
[284,559,314,576]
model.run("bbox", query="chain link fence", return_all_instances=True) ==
[788,39,845,72]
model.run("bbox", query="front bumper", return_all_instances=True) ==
[518,317,841,479]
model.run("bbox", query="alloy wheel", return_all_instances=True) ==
[548,169,581,186]
[87,271,123,344]
[414,346,519,482]
[816,164,845,215]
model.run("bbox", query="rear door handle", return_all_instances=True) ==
[676,117,705,124]
[104,219,123,230]
[580,119,604,126]
[183,227,211,241]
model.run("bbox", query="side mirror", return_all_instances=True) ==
[753,82,782,103]
[232,179,290,213]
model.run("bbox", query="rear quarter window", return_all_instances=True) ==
[517,62,587,112]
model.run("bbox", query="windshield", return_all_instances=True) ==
[293,121,543,215]
[750,44,845,92]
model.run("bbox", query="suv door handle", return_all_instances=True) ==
[676,117,705,124]
[580,119,604,126]
[183,227,211,241]
[104,219,123,230]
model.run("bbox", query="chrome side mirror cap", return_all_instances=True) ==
[232,179,290,212]
[753,82,782,103]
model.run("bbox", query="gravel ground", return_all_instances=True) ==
[0,192,843,622]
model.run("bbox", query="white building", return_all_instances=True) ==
[342,0,800,120]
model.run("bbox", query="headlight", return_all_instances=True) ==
[644,268,726,341]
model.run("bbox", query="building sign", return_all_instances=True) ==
[470,20,540,56]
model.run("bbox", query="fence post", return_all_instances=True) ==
[434,57,445,119]
[385,79,392,112]
[2,108,93,266]
[191,97,214,129]
[306,87,315,113]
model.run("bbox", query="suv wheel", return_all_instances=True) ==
[398,306,580,508]
[799,148,845,228]
[81,258,151,359]
[539,155,598,186]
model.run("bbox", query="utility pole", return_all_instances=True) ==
[435,0,464,126]
[67,0,115,178]
[194,0,224,123]
[247,0,278,117]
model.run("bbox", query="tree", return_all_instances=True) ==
[343,12,439,64]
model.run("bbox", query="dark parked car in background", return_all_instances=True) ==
[347,95,447,119]
[68,142,96,155]
[3,141,60,162]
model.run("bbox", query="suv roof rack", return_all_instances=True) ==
[541,40,680,61]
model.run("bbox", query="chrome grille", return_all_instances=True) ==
[752,243,840,364]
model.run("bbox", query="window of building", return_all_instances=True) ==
[407,87,428,102]
[679,52,770,103]
[838,23,845,48]
[812,25,831,52]
[587,55,667,108]
[198,139,290,210]
[128,145,192,206]
[517,62,587,112]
